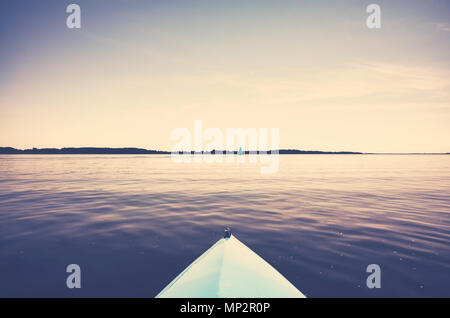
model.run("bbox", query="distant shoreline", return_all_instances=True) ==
[0,147,360,155]
[0,147,448,155]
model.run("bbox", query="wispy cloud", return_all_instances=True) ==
[435,23,450,32]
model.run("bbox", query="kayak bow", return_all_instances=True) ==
[156,231,306,298]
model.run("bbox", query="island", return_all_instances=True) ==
[0,147,362,155]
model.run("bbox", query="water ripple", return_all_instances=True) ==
[0,154,449,297]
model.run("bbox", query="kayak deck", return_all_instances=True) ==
[156,235,305,298]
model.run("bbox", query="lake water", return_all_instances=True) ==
[0,155,449,297]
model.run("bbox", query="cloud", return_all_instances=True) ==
[174,62,450,108]
[435,23,450,32]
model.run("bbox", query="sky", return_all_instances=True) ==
[0,0,449,153]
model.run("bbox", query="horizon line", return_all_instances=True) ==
[0,147,448,155]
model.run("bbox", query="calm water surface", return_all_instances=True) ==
[0,155,449,297]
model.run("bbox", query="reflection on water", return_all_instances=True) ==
[0,155,449,297]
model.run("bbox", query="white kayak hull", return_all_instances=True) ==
[156,235,306,298]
